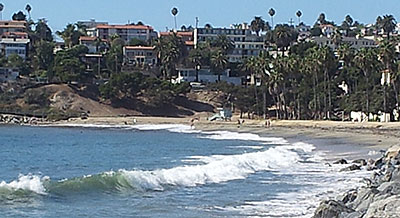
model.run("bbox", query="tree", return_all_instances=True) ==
[211,49,228,81]
[272,24,298,53]
[12,11,26,21]
[25,4,32,20]
[33,40,55,73]
[212,35,234,54]
[154,33,184,79]
[376,15,396,39]
[268,8,276,29]
[296,10,302,24]
[34,19,53,42]
[318,13,326,25]
[56,24,83,48]
[379,40,397,112]
[53,45,88,83]
[345,15,353,26]
[250,16,266,36]
[171,7,178,30]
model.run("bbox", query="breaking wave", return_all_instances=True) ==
[0,142,313,198]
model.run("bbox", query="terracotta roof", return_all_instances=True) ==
[79,36,107,42]
[97,24,153,30]
[185,41,195,46]
[124,46,155,50]
[0,25,27,28]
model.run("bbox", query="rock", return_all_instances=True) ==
[349,187,378,213]
[352,159,367,166]
[340,164,361,172]
[337,189,357,204]
[363,195,400,218]
[341,211,363,218]
[385,145,400,161]
[313,200,354,218]
[333,159,348,164]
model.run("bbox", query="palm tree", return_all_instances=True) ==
[171,7,179,31]
[211,49,228,81]
[154,33,183,79]
[212,35,234,54]
[345,15,353,26]
[273,24,297,54]
[268,8,276,29]
[25,4,32,20]
[355,48,378,114]
[250,16,265,36]
[56,24,76,48]
[0,3,4,20]
[318,13,326,25]
[376,15,396,39]
[296,10,302,24]
[379,40,397,112]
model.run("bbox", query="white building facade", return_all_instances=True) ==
[0,38,30,59]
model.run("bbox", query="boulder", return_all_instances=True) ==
[385,145,400,161]
[352,159,367,166]
[363,195,400,218]
[333,159,348,164]
[340,164,361,172]
[313,200,354,218]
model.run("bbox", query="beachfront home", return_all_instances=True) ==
[194,26,266,63]
[174,68,242,85]
[96,24,157,43]
[123,46,157,66]
[0,38,30,60]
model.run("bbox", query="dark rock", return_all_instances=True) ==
[333,159,348,164]
[352,159,367,166]
[337,189,357,204]
[364,195,400,218]
[313,200,354,218]
[340,164,361,172]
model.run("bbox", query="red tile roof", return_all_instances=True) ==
[2,32,28,38]
[185,41,195,46]
[79,36,107,42]
[97,24,153,30]
[159,31,193,37]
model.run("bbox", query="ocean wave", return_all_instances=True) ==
[199,131,289,144]
[0,143,307,197]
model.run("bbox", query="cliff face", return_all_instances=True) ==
[314,145,400,218]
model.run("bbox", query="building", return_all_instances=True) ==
[96,24,157,43]
[320,24,336,37]
[310,36,376,50]
[159,31,195,52]
[0,38,30,59]
[123,46,157,66]
[0,20,27,35]
[194,27,266,63]
[296,23,311,41]
[174,68,242,85]
[77,19,108,37]
[0,67,19,82]
[79,36,107,53]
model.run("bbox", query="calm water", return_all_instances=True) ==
[0,124,370,217]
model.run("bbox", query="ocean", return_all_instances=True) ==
[0,124,372,217]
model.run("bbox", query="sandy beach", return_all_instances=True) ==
[57,115,400,153]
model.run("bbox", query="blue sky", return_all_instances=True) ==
[1,0,400,33]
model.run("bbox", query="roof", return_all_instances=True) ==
[0,25,27,29]
[97,24,153,30]
[0,38,30,44]
[159,31,193,37]
[79,36,107,42]
[185,41,195,46]
[124,46,155,50]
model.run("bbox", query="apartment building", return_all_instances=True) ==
[96,24,157,43]
[0,38,30,59]
[194,27,266,63]
[0,20,27,35]
[310,36,376,50]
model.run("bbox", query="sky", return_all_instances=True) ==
[2,0,400,33]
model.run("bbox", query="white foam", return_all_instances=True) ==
[0,174,48,195]
[121,145,302,191]
[200,131,288,144]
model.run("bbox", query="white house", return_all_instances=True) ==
[174,68,242,85]
[0,38,30,60]
[123,46,157,66]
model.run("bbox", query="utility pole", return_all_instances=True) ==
[288,18,294,26]
[195,17,199,29]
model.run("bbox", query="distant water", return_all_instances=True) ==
[0,124,371,217]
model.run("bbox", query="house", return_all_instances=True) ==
[79,36,107,53]
[320,24,336,37]
[0,38,30,59]
[310,36,376,50]
[77,19,108,36]
[194,27,266,63]
[159,31,195,52]
[123,46,157,66]
[96,24,157,43]
[174,68,242,85]
[0,20,27,35]
[0,67,19,82]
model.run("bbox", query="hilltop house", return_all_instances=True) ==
[0,38,30,60]
[79,36,107,53]
[310,36,376,50]
[96,24,157,43]
[123,46,157,66]
[159,31,195,52]
[194,26,266,63]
